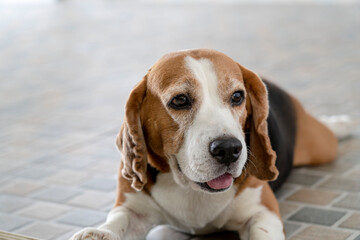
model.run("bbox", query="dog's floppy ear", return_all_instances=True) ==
[239,64,278,181]
[116,76,148,191]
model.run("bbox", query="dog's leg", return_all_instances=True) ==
[70,193,164,240]
[239,211,284,240]
[243,211,284,239]
[291,96,338,166]
[243,183,284,240]
[226,182,285,240]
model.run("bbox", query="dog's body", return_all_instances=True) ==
[71,49,338,240]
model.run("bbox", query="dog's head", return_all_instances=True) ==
[117,49,278,193]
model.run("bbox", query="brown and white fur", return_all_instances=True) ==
[71,49,343,240]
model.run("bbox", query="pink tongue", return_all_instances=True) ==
[206,173,233,190]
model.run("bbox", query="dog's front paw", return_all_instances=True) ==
[70,228,121,240]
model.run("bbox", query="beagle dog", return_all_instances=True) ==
[71,49,338,240]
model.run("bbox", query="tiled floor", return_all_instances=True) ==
[0,0,359,239]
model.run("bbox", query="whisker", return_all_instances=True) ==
[246,148,259,173]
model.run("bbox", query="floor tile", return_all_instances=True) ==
[288,207,346,226]
[67,191,114,209]
[348,167,360,178]
[279,202,299,218]
[54,227,82,240]
[1,179,44,196]
[286,188,339,205]
[318,177,360,192]
[309,162,353,174]
[275,184,297,199]
[354,234,360,240]
[59,157,96,170]
[0,195,34,213]
[87,161,119,175]
[339,213,360,230]
[0,212,32,232]
[46,169,90,186]
[14,222,73,240]
[290,225,351,240]
[333,194,360,211]
[57,209,107,227]
[81,176,117,191]
[14,165,56,180]
[286,172,324,186]
[284,221,302,237]
[17,202,71,220]
[0,160,29,174]
[0,176,12,187]
[32,186,82,203]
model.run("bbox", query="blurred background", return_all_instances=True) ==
[0,0,359,239]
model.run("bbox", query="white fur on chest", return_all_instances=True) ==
[151,173,236,233]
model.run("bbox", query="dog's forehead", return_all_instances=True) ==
[147,49,244,92]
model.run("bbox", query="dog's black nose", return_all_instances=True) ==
[209,137,242,166]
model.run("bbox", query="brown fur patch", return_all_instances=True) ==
[292,96,338,166]
[114,162,135,207]
[261,182,281,218]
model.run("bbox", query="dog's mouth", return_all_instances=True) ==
[176,162,235,193]
[196,173,234,192]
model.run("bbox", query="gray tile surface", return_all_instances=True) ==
[319,177,360,192]
[0,212,31,232]
[333,194,360,211]
[14,166,56,180]
[339,213,360,231]
[0,195,34,213]
[17,202,71,220]
[57,209,107,227]
[275,183,297,199]
[285,172,324,186]
[14,222,73,240]
[1,179,44,196]
[81,176,117,191]
[67,191,115,209]
[288,207,347,226]
[289,225,352,240]
[45,169,90,186]
[54,228,83,240]
[32,186,82,203]
[284,221,302,237]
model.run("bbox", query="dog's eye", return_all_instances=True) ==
[169,94,192,110]
[231,91,245,106]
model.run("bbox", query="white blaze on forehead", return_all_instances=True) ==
[184,56,241,133]
[185,56,220,109]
